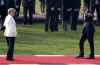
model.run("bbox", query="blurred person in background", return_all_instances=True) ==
[0,0,7,26]
[39,0,46,14]
[22,0,35,25]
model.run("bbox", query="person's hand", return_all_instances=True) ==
[57,8,61,11]
[51,7,55,11]
[67,8,72,12]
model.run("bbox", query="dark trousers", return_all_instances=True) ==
[6,37,15,59]
[71,10,79,31]
[0,6,7,26]
[63,9,79,31]
[45,10,58,32]
[79,31,94,56]
[45,16,56,32]
[45,19,49,32]
[16,0,21,17]
[63,10,70,31]
[84,0,91,10]
[40,0,46,13]
[50,16,58,32]
[23,7,34,24]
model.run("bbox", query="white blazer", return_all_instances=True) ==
[4,15,17,37]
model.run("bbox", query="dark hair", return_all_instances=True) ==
[85,11,94,21]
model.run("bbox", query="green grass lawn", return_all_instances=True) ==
[0,24,100,56]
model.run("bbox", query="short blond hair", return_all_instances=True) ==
[8,8,16,14]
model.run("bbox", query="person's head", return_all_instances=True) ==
[8,8,16,16]
[83,6,88,12]
[85,11,94,21]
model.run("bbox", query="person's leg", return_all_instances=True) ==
[96,6,100,25]
[29,7,34,25]
[6,37,10,47]
[53,15,57,32]
[45,9,50,32]
[23,7,28,25]
[7,37,15,61]
[54,10,59,31]
[50,16,55,32]
[16,0,21,17]
[87,32,95,59]
[54,18,58,31]
[71,10,79,31]
[45,18,49,32]
[33,0,35,14]
[0,6,3,25]
[62,10,70,32]
[42,1,45,13]
[76,32,87,58]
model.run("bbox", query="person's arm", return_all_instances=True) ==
[0,26,6,31]
[0,17,7,31]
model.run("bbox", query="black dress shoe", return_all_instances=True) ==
[6,58,15,61]
[87,56,95,59]
[76,55,84,58]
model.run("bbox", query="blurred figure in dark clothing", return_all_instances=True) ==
[76,11,95,59]
[62,0,71,31]
[22,0,35,25]
[6,0,16,9]
[45,0,58,32]
[39,0,46,13]
[0,0,7,26]
[84,0,91,10]
[63,0,81,31]
[92,0,100,25]
[70,0,81,31]
[16,0,22,17]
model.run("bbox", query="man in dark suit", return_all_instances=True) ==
[54,0,62,31]
[6,0,16,9]
[70,0,81,31]
[84,0,91,10]
[76,11,95,59]
[22,0,35,25]
[62,0,71,31]
[0,0,7,26]
[45,0,58,32]
[39,0,46,13]
[16,0,22,17]
[92,0,100,25]
[63,0,80,31]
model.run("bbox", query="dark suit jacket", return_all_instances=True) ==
[92,0,100,6]
[16,0,21,6]
[84,0,98,8]
[46,0,57,9]
[0,0,7,13]
[6,0,16,9]
[22,0,35,8]
[63,0,80,9]
[63,0,71,9]
[0,0,7,7]
[71,0,81,9]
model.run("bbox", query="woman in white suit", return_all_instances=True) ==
[3,8,17,61]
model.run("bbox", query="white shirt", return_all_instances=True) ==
[4,15,17,37]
